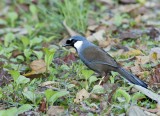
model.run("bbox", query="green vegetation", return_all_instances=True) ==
[0,0,160,115]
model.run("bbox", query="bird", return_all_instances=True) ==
[63,36,148,88]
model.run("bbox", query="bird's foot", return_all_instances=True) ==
[98,75,110,85]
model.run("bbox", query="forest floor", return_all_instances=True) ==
[0,0,160,115]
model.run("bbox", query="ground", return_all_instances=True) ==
[0,0,160,115]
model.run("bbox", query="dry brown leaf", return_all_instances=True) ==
[23,59,46,77]
[87,30,105,42]
[149,27,160,41]
[135,56,150,65]
[117,4,140,13]
[74,89,90,104]
[12,50,22,57]
[130,63,149,80]
[40,81,56,87]
[87,30,112,48]
[124,49,142,57]
[120,31,140,40]
[130,64,142,75]
[30,59,46,73]
[141,104,160,115]
[150,64,160,84]
[144,111,157,116]
[110,49,124,57]
[130,6,148,17]
[87,25,99,31]
[137,71,149,80]
[98,0,115,5]
[90,93,100,100]
[62,53,76,63]
[39,98,47,113]
[47,106,64,116]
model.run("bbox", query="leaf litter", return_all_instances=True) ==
[0,0,160,115]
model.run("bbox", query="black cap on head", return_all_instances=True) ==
[63,36,86,47]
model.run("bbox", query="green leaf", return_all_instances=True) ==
[9,70,20,82]
[136,0,146,4]
[82,70,94,80]
[24,49,32,59]
[110,71,119,83]
[17,55,24,61]
[30,37,42,47]
[114,13,123,26]
[8,12,18,21]
[111,71,118,77]
[114,88,131,103]
[29,4,37,15]
[109,76,115,84]
[21,36,30,48]
[91,85,105,94]
[16,104,32,115]
[22,91,36,104]
[89,76,98,85]
[0,18,7,25]
[0,110,5,116]
[132,92,146,102]
[0,88,2,99]
[7,107,17,116]
[49,90,69,104]
[33,51,43,59]
[45,89,69,104]
[44,48,56,70]
[0,107,17,116]
[7,12,18,27]
[45,89,56,102]
[44,36,57,42]
[67,84,75,89]
[16,75,30,85]
[4,33,15,47]
[60,65,70,71]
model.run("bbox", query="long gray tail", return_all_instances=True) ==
[117,67,148,88]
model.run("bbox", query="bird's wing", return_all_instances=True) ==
[89,61,118,68]
[81,46,118,68]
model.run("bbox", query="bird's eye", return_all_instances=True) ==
[66,40,71,44]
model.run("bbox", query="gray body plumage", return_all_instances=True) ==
[64,36,148,88]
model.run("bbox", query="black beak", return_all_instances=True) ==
[62,43,70,47]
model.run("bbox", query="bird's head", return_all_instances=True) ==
[63,36,87,50]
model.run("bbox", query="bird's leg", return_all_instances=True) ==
[99,76,105,85]
[99,73,110,85]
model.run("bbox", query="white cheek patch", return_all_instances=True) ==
[74,41,83,50]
